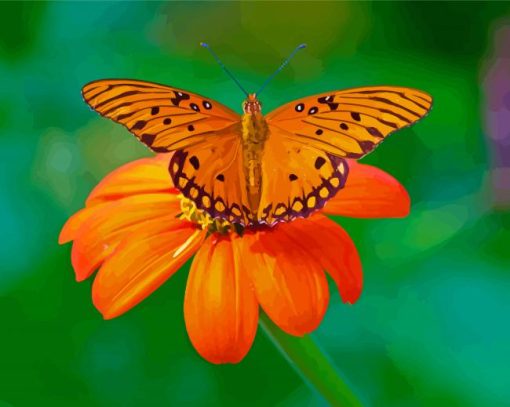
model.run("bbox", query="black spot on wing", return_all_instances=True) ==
[314,156,326,169]
[141,134,156,145]
[189,155,200,170]
[152,146,169,153]
[132,120,146,130]
[359,140,375,153]
[367,127,383,138]
[170,91,190,106]
[318,95,339,110]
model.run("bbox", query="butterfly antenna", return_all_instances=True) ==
[200,42,249,97]
[256,43,307,96]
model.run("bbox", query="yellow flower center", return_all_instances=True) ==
[178,194,241,235]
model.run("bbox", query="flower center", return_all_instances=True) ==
[178,194,243,235]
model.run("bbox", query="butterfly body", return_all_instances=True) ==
[82,79,432,227]
[240,96,270,214]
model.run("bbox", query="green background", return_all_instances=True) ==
[1,1,509,406]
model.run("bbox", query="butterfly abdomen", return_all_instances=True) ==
[241,113,269,215]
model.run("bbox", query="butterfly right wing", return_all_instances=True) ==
[169,128,253,226]
[256,126,349,226]
[266,86,432,159]
[83,79,240,152]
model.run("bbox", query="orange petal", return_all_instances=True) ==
[86,153,176,207]
[233,227,329,336]
[93,223,205,319]
[59,204,106,244]
[71,194,180,281]
[184,234,259,364]
[324,160,410,218]
[281,215,363,304]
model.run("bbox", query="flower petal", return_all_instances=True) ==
[71,194,180,281]
[93,222,205,319]
[59,204,106,244]
[86,153,176,207]
[233,227,329,336]
[282,215,363,304]
[184,234,259,364]
[323,160,410,218]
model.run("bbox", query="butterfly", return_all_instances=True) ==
[82,44,432,227]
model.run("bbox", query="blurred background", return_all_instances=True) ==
[1,2,509,406]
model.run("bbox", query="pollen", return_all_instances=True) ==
[178,194,240,235]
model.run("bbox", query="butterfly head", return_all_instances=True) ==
[243,94,262,114]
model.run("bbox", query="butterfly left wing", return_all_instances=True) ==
[265,86,432,159]
[169,130,254,226]
[82,79,240,152]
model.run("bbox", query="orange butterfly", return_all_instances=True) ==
[82,44,432,226]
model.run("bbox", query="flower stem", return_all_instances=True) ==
[259,312,363,407]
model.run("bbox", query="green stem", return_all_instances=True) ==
[259,312,363,407]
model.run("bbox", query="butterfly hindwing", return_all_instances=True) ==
[266,86,432,159]
[82,79,240,152]
[169,133,253,225]
[257,128,349,225]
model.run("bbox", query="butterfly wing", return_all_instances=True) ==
[257,126,349,225]
[265,86,432,158]
[169,131,253,226]
[82,79,240,152]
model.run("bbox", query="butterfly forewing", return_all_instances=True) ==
[82,79,240,152]
[266,86,432,159]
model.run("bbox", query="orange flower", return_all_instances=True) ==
[59,154,409,364]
